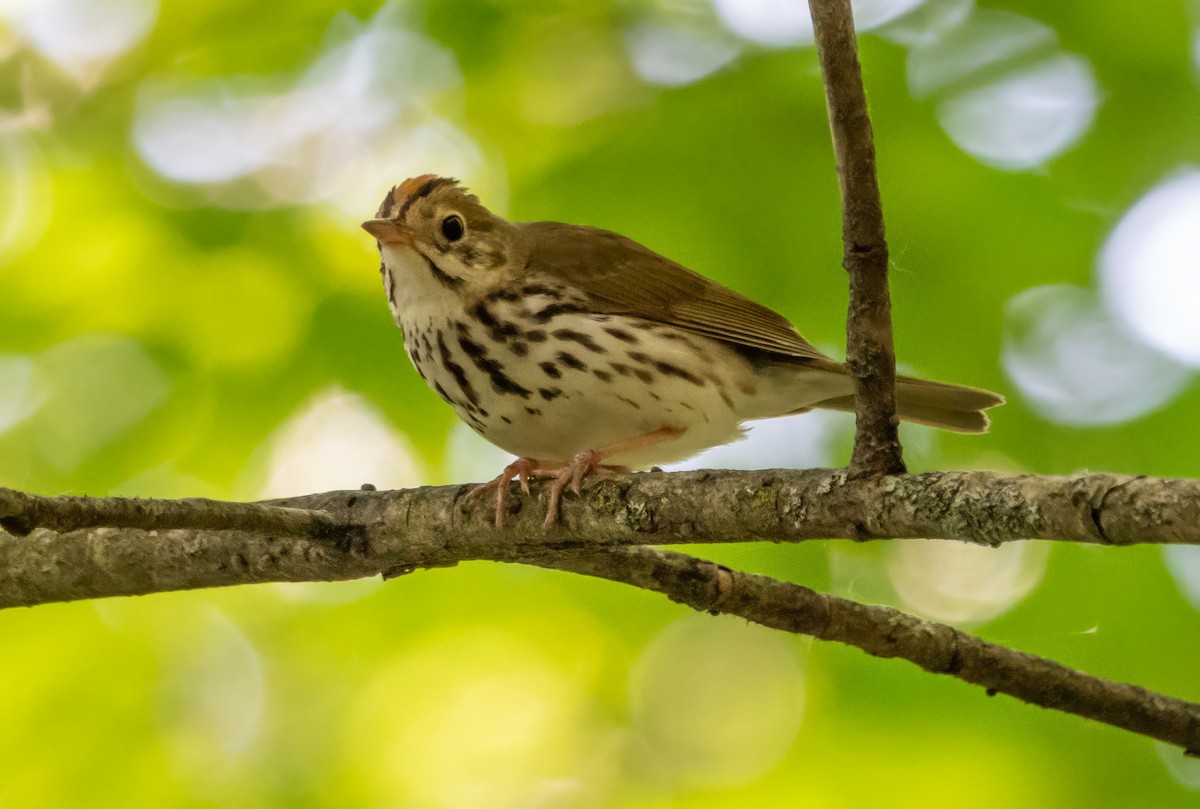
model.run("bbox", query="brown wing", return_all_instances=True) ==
[517,221,837,364]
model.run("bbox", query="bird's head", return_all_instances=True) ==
[362,176,520,293]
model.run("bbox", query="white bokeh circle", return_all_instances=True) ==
[1002,285,1191,426]
[1100,171,1200,367]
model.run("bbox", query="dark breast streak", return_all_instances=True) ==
[402,283,598,436]
[454,324,533,399]
[436,331,479,408]
[381,262,397,308]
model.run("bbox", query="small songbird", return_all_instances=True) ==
[363,176,1002,527]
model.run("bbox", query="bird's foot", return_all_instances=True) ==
[471,457,547,529]
[474,427,685,529]
[543,451,628,528]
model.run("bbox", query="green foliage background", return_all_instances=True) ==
[2,0,1199,805]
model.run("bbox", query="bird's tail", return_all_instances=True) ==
[810,374,1004,434]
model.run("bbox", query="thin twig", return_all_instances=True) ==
[808,0,905,476]
[535,546,1200,753]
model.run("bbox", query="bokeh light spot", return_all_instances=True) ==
[888,539,1049,624]
[907,10,1056,99]
[1100,171,1200,367]
[935,53,1098,170]
[908,10,1098,169]
[4,0,158,84]
[133,93,273,184]
[1002,285,1191,426]
[631,615,804,786]
[1163,546,1200,610]
[624,21,741,87]
[331,117,493,222]
[132,8,470,215]
[877,0,973,47]
[256,387,422,498]
[445,421,514,486]
[157,608,265,791]
[843,0,929,31]
[711,0,815,48]
[0,135,52,263]
[1157,740,1200,790]
[713,0,926,49]
[665,409,848,471]
[0,352,38,436]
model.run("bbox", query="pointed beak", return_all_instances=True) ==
[361,219,412,247]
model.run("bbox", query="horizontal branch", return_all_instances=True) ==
[1,469,1198,608]
[537,546,1200,753]
[0,488,345,540]
[8,467,1199,577]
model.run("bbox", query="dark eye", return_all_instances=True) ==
[441,214,465,242]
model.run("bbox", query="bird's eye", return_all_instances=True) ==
[441,214,465,242]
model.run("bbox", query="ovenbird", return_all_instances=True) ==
[363,175,1002,527]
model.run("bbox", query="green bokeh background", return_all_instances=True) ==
[2,0,1200,805]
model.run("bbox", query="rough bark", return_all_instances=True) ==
[809,0,905,477]
[5,469,1197,609]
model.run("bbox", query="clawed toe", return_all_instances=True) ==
[543,467,573,529]
[542,451,628,527]
[474,444,644,529]
[568,450,598,496]
[475,457,544,529]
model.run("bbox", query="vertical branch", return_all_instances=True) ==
[807,0,905,476]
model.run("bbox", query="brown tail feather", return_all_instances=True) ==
[813,375,1004,434]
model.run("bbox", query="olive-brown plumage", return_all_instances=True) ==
[363,175,1002,525]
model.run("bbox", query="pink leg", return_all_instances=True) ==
[472,427,684,529]
[542,426,683,528]
[471,457,549,529]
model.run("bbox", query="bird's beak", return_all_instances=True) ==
[361,219,412,247]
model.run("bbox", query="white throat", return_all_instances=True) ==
[379,244,463,326]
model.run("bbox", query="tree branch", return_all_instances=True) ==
[0,487,345,540]
[808,0,905,477]
[3,469,1199,610]
[537,546,1200,754]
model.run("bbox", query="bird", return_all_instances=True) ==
[362,175,1003,527]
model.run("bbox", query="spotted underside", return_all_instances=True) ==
[380,239,854,468]
[400,280,753,468]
